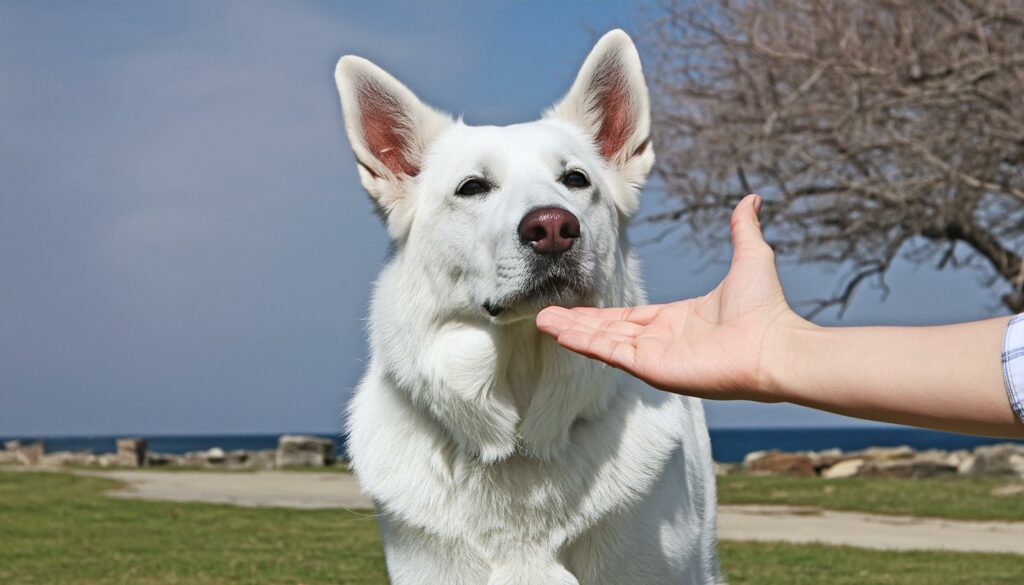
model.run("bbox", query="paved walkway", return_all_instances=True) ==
[80,469,1024,555]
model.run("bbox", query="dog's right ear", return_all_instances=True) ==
[549,30,653,217]
[334,56,452,231]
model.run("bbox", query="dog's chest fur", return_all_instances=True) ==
[348,278,703,580]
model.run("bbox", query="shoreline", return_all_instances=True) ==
[5,427,1024,464]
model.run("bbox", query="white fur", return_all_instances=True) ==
[335,30,720,584]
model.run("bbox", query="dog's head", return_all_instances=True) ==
[335,30,653,324]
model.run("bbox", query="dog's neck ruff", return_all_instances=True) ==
[384,316,619,463]
[369,265,630,464]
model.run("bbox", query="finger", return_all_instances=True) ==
[730,194,770,256]
[562,304,663,326]
[537,306,644,338]
[556,328,637,371]
[536,306,576,336]
[559,324,636,347]
[563,309,646,337]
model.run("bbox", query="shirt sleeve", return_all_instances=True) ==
[1003,313,1024,425]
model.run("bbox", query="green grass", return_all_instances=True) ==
[719,541,1024,584]
[0,472,387,585]
[717,475,1024,521]
[2,471,1023,584]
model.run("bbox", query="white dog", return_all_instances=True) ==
[334,30,719,584]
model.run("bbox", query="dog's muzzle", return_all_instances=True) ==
[482,207,589,319]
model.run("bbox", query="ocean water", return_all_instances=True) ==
[5,428,1023,463]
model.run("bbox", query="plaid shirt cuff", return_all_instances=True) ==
[1003,313,1024,425]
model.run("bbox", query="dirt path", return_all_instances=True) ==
[718,504,1024,555]
[82,469,371,510]
[81,469,1024,555]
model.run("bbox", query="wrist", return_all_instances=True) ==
[757,311,822,403]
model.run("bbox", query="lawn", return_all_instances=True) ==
[0,472,386,585]
[718,541,1024,585]
[2,471,1023,584]
[717,474,1024,521]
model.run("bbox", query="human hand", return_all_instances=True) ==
[536,194,809,401]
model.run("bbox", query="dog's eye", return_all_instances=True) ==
[456,178,490,197]
[561,170,590,189]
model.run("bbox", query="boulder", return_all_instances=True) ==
[812,448,844,468]
[743,450,816,477]
[859,458,957,479]
[4,440,21,452]
[15,441,45,465]
[276,435,336,468]
[177,451,207,467]
[145,452,179,467]
[203,447,226,464]
[115,438,148,467]
[854,445,916,462]
[822,458,865,479]
[913,448,971,467]
[225,450,249,466]
[958,443,1024,477]
[742,450,769,466]
[247,449,276,470]
[40,451,95,467]
[944,449,971,468]
[97,453,120,468]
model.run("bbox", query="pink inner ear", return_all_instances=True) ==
[358,79,419,178]
[589,56,634,160]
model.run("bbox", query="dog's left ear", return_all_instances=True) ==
[550,30,653,215]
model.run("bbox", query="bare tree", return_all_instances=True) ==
[643,0,1024,316]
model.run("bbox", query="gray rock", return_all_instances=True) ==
[15,441,45,465]
[4,440,21,452]
[944,449,971,468]
[742,450,769,466]
[276,435,336,468]
[116,438,148,467]
[853,445,916,462]
[822,458,865,479]
[859,458,957,479]
[743,450,816,477]
[40,451,95,467]
[247,449,276,469]
[97,453,120,468]
[225,450,249,466]
[958,443,1024,477]
[812,448,844,468]
[203,447,226,464]
[145,452,179,467]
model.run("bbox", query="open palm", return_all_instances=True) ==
[536,195,801,400]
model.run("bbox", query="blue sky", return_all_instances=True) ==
[0,1,1009,437]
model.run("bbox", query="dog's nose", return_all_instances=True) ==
[518,207,581,255]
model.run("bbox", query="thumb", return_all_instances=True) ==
[729,194,768,256]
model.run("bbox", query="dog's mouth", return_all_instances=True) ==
[483,271,591,321]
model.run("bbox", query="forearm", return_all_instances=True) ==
[767,317,1024,438]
